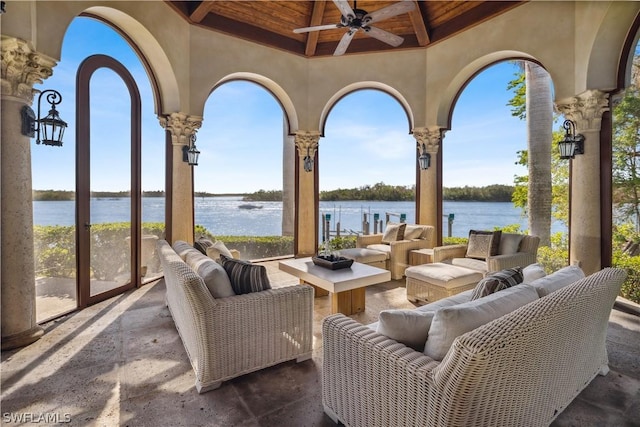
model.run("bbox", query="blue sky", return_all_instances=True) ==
[32,17,529,193]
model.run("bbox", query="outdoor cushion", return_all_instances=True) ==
[522,263,547,283]
[366,244,391,258]
[424,283,539,361]
[465,230,501,260]
[381,222,407,243]
[450,257,487,272]
[529,265,585,297]
[338,247,387,264]
[185,250,235,298]
[498,233,524,255]
[173,240,197,260]
[206,240,234,261]
[220,254,271,295]
[403,225,425,240]
[194,237,214,255]
[471,267,523,300]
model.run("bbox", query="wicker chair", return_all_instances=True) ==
[357,224,435,280]
[158,240,313,393]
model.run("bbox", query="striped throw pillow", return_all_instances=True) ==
[220,255,271,295]
[471,267,523,300]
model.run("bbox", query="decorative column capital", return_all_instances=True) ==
[159,112,203,145]
[412,126,443,154]
[1,36,57,103]
[294,130,321,154]
[555,90,609,132]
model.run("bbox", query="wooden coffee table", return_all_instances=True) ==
[278,257,391,315]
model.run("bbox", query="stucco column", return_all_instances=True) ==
[159,113,202,245]
[1,37,56,349]
[413,126,442,246]
[294,131,320,256]
[556,90,609,275]
[282,121,295,237]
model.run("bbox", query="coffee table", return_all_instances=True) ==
[278,257,391,315]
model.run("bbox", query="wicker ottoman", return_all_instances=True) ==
[405,263,483,303]
[337,248,388,269]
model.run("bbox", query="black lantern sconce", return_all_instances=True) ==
[558,119,585,160]
[21,89,67,146]
[417,143,431,170]
[303,146,314,172]
[183,133,200,166]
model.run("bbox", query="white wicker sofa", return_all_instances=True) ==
[322,267,626,427]
[157,240,314,393]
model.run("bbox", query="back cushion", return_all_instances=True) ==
[173,240,196,260]
[403,225,424,240]
[185,251,235,298]
[498,233,523,255]
[529,265,585,297]
[522,263,547,283]
[465,230,501,260]
[220,255,271,295]
[381,222,407,243]
[424,284,539,361]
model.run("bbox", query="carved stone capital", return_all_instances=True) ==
[555,90,609,132]
[412,126,443,154]
[1,36,57,103]
[294,131,320,156]
[159,112,203,145]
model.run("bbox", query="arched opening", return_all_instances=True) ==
[320,88,415,247]
[196,80,294,260]
[32,16,166,321]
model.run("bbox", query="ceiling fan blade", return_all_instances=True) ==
[334,29,357,56]
[293,23,341,34]
[364,26,404,47]
[333,0,355,19]
[365,1,416,25]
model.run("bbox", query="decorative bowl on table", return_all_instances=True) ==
[312,254,354,270]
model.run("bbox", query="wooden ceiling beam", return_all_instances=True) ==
[190,1,217,23]
[305,0,327,57]
[409,1,430,46]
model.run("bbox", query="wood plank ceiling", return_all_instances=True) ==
[166,1,525,58]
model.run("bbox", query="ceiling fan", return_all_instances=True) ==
[293,0,416,56]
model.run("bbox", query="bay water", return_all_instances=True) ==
[33,196,567,238]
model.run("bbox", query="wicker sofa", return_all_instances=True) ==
[322,267,626,427]
[357,224,435,280]
[157,240,314,393]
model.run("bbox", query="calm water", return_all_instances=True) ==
[33,197,566,238]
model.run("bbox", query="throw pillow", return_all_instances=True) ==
[423,284,539,361]
[381,222,407,244]
[470,267,523,300]
[522,263,547,284]
[465,230,501,260]
[529,265,585,298]
[403,225,424,240]
[172,240,196,260]
[206,240,234,261]
[185,251,235,298]
[377,310,435,351]
[193,238,214,255]
[220,254,271,295]
[498,233,524,255]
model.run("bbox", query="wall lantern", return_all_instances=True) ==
[303,146,314,172]
[183,133,200,166]
[558,119,585,160]
[21,89,67,146]
[417,143,431,170]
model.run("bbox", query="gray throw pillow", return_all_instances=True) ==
[193,237,214,255]
[471,267,523,300]
[220,254,271,295]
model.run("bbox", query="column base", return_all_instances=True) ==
[1,325,44,351]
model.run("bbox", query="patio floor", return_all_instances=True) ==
[2,261,639,426]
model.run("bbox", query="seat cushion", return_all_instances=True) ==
[338,247,388,263]
[366,244,391,258]
[405,263,483,289]
[529,265,585,297]
[451,257,487,272]
[424,283,539,361]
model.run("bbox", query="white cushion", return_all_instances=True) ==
[405,263,483,289]
[423,284,539,361]
[522,263,547,284]
[381,222,406,243]
[185,251,235,298]
[529,265,585,297]
[404,225,424,240]
[366,244,391,258]
[172,240,196,260]
[451,257,487,272]
[206,240,234,260]
[499,233,524,255]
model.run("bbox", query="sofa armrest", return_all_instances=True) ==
[486,252,538,273]
[322,314,439,426]
[432,244,468,263]
[356,233,383,247]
